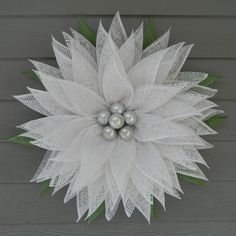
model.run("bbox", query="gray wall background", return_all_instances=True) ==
[0,0,235,235]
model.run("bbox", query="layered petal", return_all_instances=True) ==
[102,54,134,106]
[135,113,193,142]
[109,138,136,198]
[142,29,170,58]
[109,11,127,48]
[52,37,73,81]
[129,83,189,113]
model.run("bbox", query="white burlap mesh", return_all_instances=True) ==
[109,138,136,198]
[29,60,63,79]
[18,115,76,139]
[155,42,185,84]
[102,55,133,106]
[128,47,170,87]
[167,44,194,81]
[52,37,73,81]
[109,11,127,48]
[70,28,96,61]
[15,12,222,222]
[14,93,50,116]
[28,88,72,115]
[36,71,77,113]
[152,100,200,120]
[133,23,143,65]
[96,21,108,62]
[142,29,170,59]
[129,83,189,113]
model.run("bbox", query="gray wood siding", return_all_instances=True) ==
[0,0,235,235]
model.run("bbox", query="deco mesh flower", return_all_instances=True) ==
[14,12,224,222]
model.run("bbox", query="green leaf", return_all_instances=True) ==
[40,180,51,196]
[143,18,158,49]
[204,115,227,128]
[5,134,34,145]
[199,74,222,87]
[77,17,96,46]
[22,69,39,81]
[178,174,204,185]
[87,202,105,224]
[150,203,158,219]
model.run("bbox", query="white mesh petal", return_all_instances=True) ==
[175,163,208,180]
[70,28,96,61]
[135,113,193,142]
[52,37,73,81]
[124,180,151,222]
[18,115,76,139]
[102,54,133,106]
[70,38,99,93]
[133,23,143,65]
[142,29,170,59]
[109,138,136,198]
[96,21,108,62]
[32,117,96,151]
[129,83,188,113]
[14,93,50,116]
[128,47,169,87]
[155,42,185,84]
[152,100,200,120]
[167,44,194,81]
[118,32,135,72]
[72,125,116,191]
[28,88,72,115]
[36,71,76,113]
[29,60,63,79]
[135,142,173,195]
[109,11,127,48]
[59,79,106,116]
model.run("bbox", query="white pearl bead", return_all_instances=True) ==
[102,126,117,141]
[124,111,137,125]
[110,103,125,114]
[97,110,111,125]
[109,113,125,129]
[119,126,134,140]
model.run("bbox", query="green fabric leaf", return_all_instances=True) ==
[5,134,34,145]
[87,202,105,224]
[143,18,158,49]
[22,69,40,81]
[40,180,51,196]
[77,17,96,46]
[204,115,227,128]
[178,174,204,185]
[199,74,222,87]
[150,203,158,219]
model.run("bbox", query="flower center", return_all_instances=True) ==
[97,102,137,141]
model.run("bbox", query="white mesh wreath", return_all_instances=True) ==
[14,12,224,222]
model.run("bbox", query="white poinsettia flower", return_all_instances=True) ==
[15,12,223,222]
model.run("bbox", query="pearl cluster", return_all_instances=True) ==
[97,103,137,141]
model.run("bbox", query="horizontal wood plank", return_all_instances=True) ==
[0,182,235,223]
[0,101,232,140]
[0,0,235,16]
[0,17,235,58]
[0,58,235,100]
[0,141,235,183]
[0,222,235,236]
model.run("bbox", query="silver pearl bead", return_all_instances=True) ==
[124,111,137,125]
[97,110,111,125]
[110,103,125,114]
[109,113,125,129]
[119,126,134,140]
[102,126,117,141]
